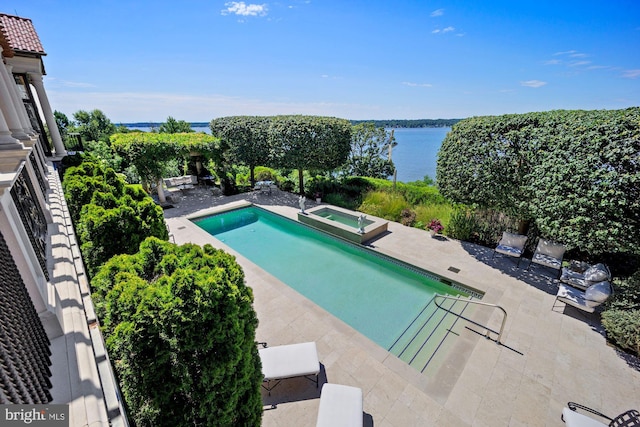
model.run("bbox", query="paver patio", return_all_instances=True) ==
[164,187,639,426]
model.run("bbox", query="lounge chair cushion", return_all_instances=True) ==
[259,342,320,381]
[316,384,363,427]
[531,239,566,270]
[495,232,527,257]
[584,281,612,303]
[556,284,602,313]
[562,407,608,427]
[584,263,611,283]
[561,268,589,289]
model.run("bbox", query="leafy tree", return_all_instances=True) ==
[210,116,272,186]
[73,109,117,143]
[54,110,73,147]
[344,122,396,179]
[159,116,194,133]
[269,115,352,193]
[91,238,263,426]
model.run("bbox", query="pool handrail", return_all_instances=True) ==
[433,294,507,345]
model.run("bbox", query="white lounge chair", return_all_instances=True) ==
[527,238,566,276]
[492,231,528,267]
[316,384,363,427]
[258,341,320,395]
[554,281,613,313]
[562,402,640,426]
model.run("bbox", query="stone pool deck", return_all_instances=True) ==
[163,187,639,426]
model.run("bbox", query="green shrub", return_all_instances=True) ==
[324,193,355,209]
[445,205,479,240]
[92,238,263,426]
[601,271,640,356]
[254,166,277,182]
[359,191,410,221]
[602,309,640,356]
[414,204,453,231]
[400,209,416,226]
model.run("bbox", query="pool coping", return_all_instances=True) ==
[298,204,389,244]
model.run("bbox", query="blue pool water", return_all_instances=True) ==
[193,206,467,349]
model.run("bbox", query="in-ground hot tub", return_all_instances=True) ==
[298,205,388,244]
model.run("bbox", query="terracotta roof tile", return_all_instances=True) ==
[0,13,45,55]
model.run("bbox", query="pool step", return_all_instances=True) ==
[388,296,471,373]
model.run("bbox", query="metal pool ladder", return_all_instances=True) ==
[434,294,507,345]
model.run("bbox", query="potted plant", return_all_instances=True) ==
[427,219,444,237]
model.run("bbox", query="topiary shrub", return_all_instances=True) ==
[92,238,263,426]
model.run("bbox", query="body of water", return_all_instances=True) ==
[125,125,450,183]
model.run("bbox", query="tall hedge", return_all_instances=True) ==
[91,238,263,426]
[62,159,168,276]
[437,107,640,255]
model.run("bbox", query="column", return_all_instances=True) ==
[28,73,66,156]
[1,62,36,136]
[0,64,30,141]
[0,108,21,147]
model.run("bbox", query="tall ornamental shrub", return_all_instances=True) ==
[437,107,640,255]
[91,238,263,426]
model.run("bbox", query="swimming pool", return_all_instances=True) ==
[193,206,479,355]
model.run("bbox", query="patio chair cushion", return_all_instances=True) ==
[531,239,566,270]
[495,232,527,257]
[584,263,611,283]
[556,284,602,312]
[584,281,613,303]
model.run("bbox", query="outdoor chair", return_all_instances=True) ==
[258,341,320,395]
[527,238,566,277]
[554,281,613,313]
[316,383,363,427]
[562,402,640,426]
[492,231,528,267]
[560,262,611,291]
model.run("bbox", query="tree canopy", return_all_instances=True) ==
[436,108,640,255]
[344,122,396,179]
[73,109,117,143]
[268,115,352,192]
[159,116,194,133]
[91,238,263,426]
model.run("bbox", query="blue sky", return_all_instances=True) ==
[10,0,640,122]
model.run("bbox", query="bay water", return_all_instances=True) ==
[125,125,450,183]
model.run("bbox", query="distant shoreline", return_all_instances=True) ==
[119,118,461,129]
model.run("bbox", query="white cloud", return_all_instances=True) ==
[221,2,268,17]
[430,9,444,17]
[520,80,547,88]
[622,69,640,79]
[402,82,433,88]
[544,59,561,65]
[432,26,458,35]
[569,60,592,67]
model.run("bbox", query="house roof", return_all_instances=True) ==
[0,13,46,57]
